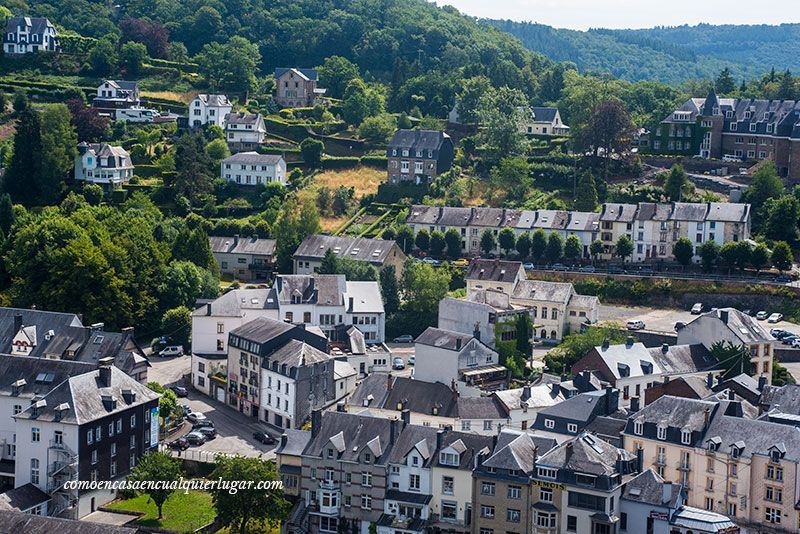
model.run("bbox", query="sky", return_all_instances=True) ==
[436,0,794,30]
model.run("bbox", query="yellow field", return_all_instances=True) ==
[142,90,200,104]
[313,166,385,199]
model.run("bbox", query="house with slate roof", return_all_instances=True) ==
[274,68,326,108]
[386,129,454,185]
[293,235,406,278]
[220,151,286,186]
[3,16,57,55]
[522,107,569,136]
[223,112,267,150]
[74,143,134,188]
[209,234,277,281]
[189,93,232,128]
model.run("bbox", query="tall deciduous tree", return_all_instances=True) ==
[715,67,736,94]
[515,233,532,259]
[318,56,360,99]
[173,132,213,202]
[67,99,109,142]
[750,243,770,273]
[379,264,400,314]
[664,165,688,202]
[498,228,516,257]
[574,172,598,211]
[771,241,794,273]
[415,229,430,252]
[699,240,719,272]
[480,229,496,256]
[395,225,414,254]
[120,18,169,59]
[579,99,634,179]
[477,86,530,158]
[672,237,694,268]
[197,37,261,93]
[531,229,547,262]
[564,234,582,262]
[455,75,491,126]
[545,232,564,263]
[615,235,633,262]
[430,230,445,257]
[127,451,183,519]
[444,228,462,259]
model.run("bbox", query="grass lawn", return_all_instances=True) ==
[107,490,216,533]
[298,165,386,232]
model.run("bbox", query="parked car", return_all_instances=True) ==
[626,320,645,331]
[756,311,769,320]
[422,257,441,266]
[159,345,184,357]
[674,321,686,331]
[170,386,188,397]
[392,357,406,370]
[770,328,786,338]
[691,303,703,315]
[393,334,413,343]
[578,266,596,273]
[196,426,217,440]
[768,313,784,323]
[180,404,191,416]
[451,258,469,267]
[184,431,206,446]
[407,355,415,366]
[550,263,569,271]
[523,262,535,271]
[781,335,798,345]
[186,411,208,424]
[791,338,800,348]
[253,431,276,445]
[608,266,627,274]
[168,437,189,451]
[192,419,214,429]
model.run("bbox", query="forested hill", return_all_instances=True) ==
[487,20,800,84]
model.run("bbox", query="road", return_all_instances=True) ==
[149,354,276,460]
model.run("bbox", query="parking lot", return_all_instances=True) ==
[149,354,276,460]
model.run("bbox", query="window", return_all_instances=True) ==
[567,423,578,433]
[766,486,783,503]
[481,482,495,495]
[506,509,520,523]
[442,476,454,495]
[540,487,553,502]
[483,420,493,431]
[31,427,40,442]
[538,467,557,479]
[111,443,117,457]
[567,516,577,532]
[633,420,643,435]
[361,472,372,486]
[567,491,605,511]
[110,460,117,477]
[765,507,781,524]
[116,419,122,433]
[361,494,372,510]
[319,517,338,533]
[479,529,493,534]
[440,452,458,466]
[480,505,494,518]
[767,464,783,481]
[409,474,420,491]
[544,419,555,429]
[704,496,713,510]
[441,501,457,520]
[508,485,521,499]
[657,425,667,440]
[109,423,114,436]
[681,429,691,444]
[131,414,136,428]
[30,458,39,485]
[12,405,20,415]
[536,511,556,528]
[91,450,98,464]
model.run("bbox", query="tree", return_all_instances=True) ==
[211,455,289,534]
[379,265,400,314]
[516,232,532,260]
[455,75,491,126]
[83,184,104,205]
[574,172,598,212]
[733,241,752,271]
[161,306,191,349]
[128,451,183,519]
[120,18,169,58]
[514,313,532,359]
[743,162,783,228]
[299,138,324,167]
[167,42,188,63]
[564,234,582,262]
[0,193,14,235]
[531,229,547,262]
[778,70,796,100]
[274,197,320,273]
[319,248,338,274]
[751,243,771,273]
[342,78,383,125]
[771,241,794,273]
[88,38,117,75]
[444,228,462,259]
[430,230,445,257]
[205,137,231,165]
[490,157,532,203]
[318,56,360,99]
[578,99,634,178]
[414,228,430,253]
[120,41,148,76]
[67,99,109,142]
[664,165,688,202]
[172,132,214,202]
[12,90,27,113]
[719,241,738,273]
[710,340,752,379]
[498,228,516,257]
[358,114,396,145]
[477,86,529,158]
[672,237,694,268]
[545,324,628,374]
[715,67,736,94]
[400,260,451,328]
[159,261,218,310]
[615,235,633,263]
[196,37,261,93]
[39,104,78,205]
[545,232,564,263]
[480,229,496,256]
[699,240,719,272]
[4,108,41,205]
[590,240,604,263]
[764,196,800,242]
[395,225,414,254]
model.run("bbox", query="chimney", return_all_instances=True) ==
[451,380,458,403]
[13,313,21,333]
[706,372,713,389]
[100,394,116,412]
[716,375,723,386]
[636,447,644,473]
[387,373,393,393]
[436,429,445,451]
[98,357,113,387]
[663,376,670,384]
[348,297,354,311]
[629,396,640,413]
[602,339,610,350]
[758,375,767,391]
[662,482,672,504]
[661,343,669,354]
[206,302,212,316]
[280,433,288,448]
[473,323,481,341]
[401,409,410,428]
[390,418,400,444]
[560,373,568,383]
[727,389,735,401]
[336,402,346,412]
[703,407,710,428]
[456,338,462,351]
[521,384,531,402]
[720,310,729,324]
[233,234,239,246]
[626,336,634,348]
[311,409,322,437]
[605,385,618,415]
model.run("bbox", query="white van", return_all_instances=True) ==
[115,108,158,123]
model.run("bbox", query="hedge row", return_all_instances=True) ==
[0,82,86,102]
[133,165,161,178]
[146,58,199,73]
[59,34,97,55]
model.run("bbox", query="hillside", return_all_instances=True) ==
[487,20,800,84]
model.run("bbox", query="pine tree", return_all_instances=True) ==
[319,248,339,274]
[574,172,598,212]
[4,108,42,205]
[715,67,735,94]
[0,193,14,235]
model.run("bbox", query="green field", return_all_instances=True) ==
[106,489,216,533]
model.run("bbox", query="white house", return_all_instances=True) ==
[3,17,58,55]
[494,383,566,432]
[74,143,134,187]
[521,107,569,135]
[220,152,286,186]
[224,112,266,150]
[190,94,232,128]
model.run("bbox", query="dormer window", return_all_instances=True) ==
[439,452,459,466]
[730,123,738,131]
[633,420,643,436]
[657,425,667,440]
[537,467,557,479]
[725,110,733,118]
[681,429,691,445]
[364,452,372,464]
[749,123,757,132]
[327,448,334,459]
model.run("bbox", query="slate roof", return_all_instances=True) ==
[344,281,385,314]
[347,372,391,408]
[222,151,284,166]
[688,307,773,345]
[209,235,276,257]
[515,210,538,230]
[82,143,133,169]
[648,343,715,375]
[630,395,719,433]
[760,384,800,415]
[532,210,570,230]
[494,384,564,411]
[437,206,474,227]
[385,376,458,417]
[386,425,438,464]
[469,207,506,228]
[538,432,634,476]
[276,429,311,456]
[5,16,55,35]
[568,294,599,308]
[705,202,749,223]
[405,205,442,226]
[191,289,273,317]
[531,107,559,123]
[224,112,266,131]
[621,469,681,507]
[704,411,800,461]
[196,94,231,107]
[415,327,475,352]
[263,339,333,367]
[465,260,524,285]
[229,316,296,344]
[584,415,628,444]
[303,411,393,462]
[512,280,573,304]
[102,80,138,92]
[566,211,600,232]
[456,396,508,420]
[536,389,614,423]
[671,202,708,222]
[15,365,159,425]
[0,510,137,534]
[294,235,401,265]
[600,203,638,223]
[0,483,50,512]
[593,342,661,380]
[483,429,545,472]
[272,274,346,307]
[432,431,494,470]
[388,129,451,151]
[275,68,318,81]
[636,202,673,221]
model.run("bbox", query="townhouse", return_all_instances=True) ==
[438,290,531,349]
[189,93,232,128]
[530,387,624,443]
[293,235,407,278]
[220,152,286,187]
[224,112,267,151]
[406,203,751,263]
[274,68,326,108]
[3,17,58,55]
[387,130,455,185]
[624,394,800,533]
[493,383,565,432]
[74,143,134,188]
[649,89,800,180]
[677,307,774,385]
[209,234,277,282]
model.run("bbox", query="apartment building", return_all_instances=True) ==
[387,130,454,185]
[624,394,800,533]
[493,383,566,432]
[650,89,800,180]
[438,290,531,349]
[677,307,774,385]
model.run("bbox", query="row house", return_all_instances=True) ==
[387,130,454,185]
[209,234,277,282]
[625,394,800,533]
[293,235,407,279]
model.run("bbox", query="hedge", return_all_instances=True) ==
[59,34,97,55]
[134,165,161,178]
[146,58,199,73]
[320,156,360,169]
[359,155,387,168]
